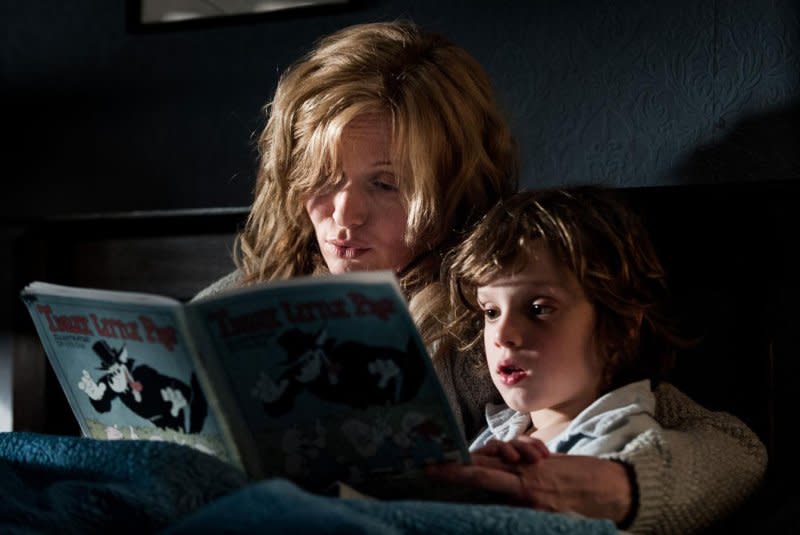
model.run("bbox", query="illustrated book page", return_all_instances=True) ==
[185,270,469,490]
[19,282,238,466]
[21,272,469,491]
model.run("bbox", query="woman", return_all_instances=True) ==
[198,20,766,534]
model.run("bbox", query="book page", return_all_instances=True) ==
[24,282,182,306]
[20,283,236,465]
[186,271,468,490]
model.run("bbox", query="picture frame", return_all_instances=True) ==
[126,0,358,32]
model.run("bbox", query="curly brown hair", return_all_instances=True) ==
[233,21,517,349]
[444,186,690,392]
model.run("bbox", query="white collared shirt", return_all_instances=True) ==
[469,380,659,456]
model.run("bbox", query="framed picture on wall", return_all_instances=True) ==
[127,0,357,31]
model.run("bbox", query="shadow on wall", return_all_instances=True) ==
[653,97,800,466]
[679,99,800,184]
[624,102,800,533]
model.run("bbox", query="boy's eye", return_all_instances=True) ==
[481,307,500,321]
[529,303,554,318]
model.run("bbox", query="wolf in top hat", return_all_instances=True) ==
[78,340,207,433]
[252,327,426,417]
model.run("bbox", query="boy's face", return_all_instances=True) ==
[478,241,602,422]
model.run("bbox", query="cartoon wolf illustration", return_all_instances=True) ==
[78,340,207,433]
[252,328,426,416]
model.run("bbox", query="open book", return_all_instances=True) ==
[20,271,469,496]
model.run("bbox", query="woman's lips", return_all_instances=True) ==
[327,240,370,259]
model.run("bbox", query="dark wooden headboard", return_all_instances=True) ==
[620,181,799,517]
[8,207,248,435]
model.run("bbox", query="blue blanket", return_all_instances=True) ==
[165,479,618,535]
[0,432,247,535]
[1,432,617,535]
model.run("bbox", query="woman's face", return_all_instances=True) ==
[305,114,416,274]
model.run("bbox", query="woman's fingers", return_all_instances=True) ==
[425,460,526,502]
[427,454,634,523]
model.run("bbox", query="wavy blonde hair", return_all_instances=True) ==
[235,21,517,349]
[444,187,690,391]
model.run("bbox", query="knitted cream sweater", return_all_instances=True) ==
[431,328,767,535]
[196,271,767,534]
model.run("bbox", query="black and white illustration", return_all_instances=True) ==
[78,340,208,434]
[251,328,426,416]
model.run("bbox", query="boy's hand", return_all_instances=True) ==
[474,436,550,465]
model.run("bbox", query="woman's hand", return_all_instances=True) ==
[427,442,633,525]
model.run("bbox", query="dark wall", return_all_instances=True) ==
[2,0,799,221]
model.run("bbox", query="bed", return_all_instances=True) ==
[4,181,798,533]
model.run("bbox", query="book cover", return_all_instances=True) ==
[20,272,468,491]
[19,284,234,464]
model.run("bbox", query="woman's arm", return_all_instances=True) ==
[607,382,768,534]
[428,382,767,534]
[427,451,634,524]
[192,271,242,301]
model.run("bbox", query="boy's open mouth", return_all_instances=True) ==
[497,363,529,386]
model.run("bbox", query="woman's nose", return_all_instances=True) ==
[332,184,367,228]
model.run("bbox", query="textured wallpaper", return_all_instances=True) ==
[454,0,800,188]
[2,0,799,216]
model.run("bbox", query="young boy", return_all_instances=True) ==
[444,186,689,457]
